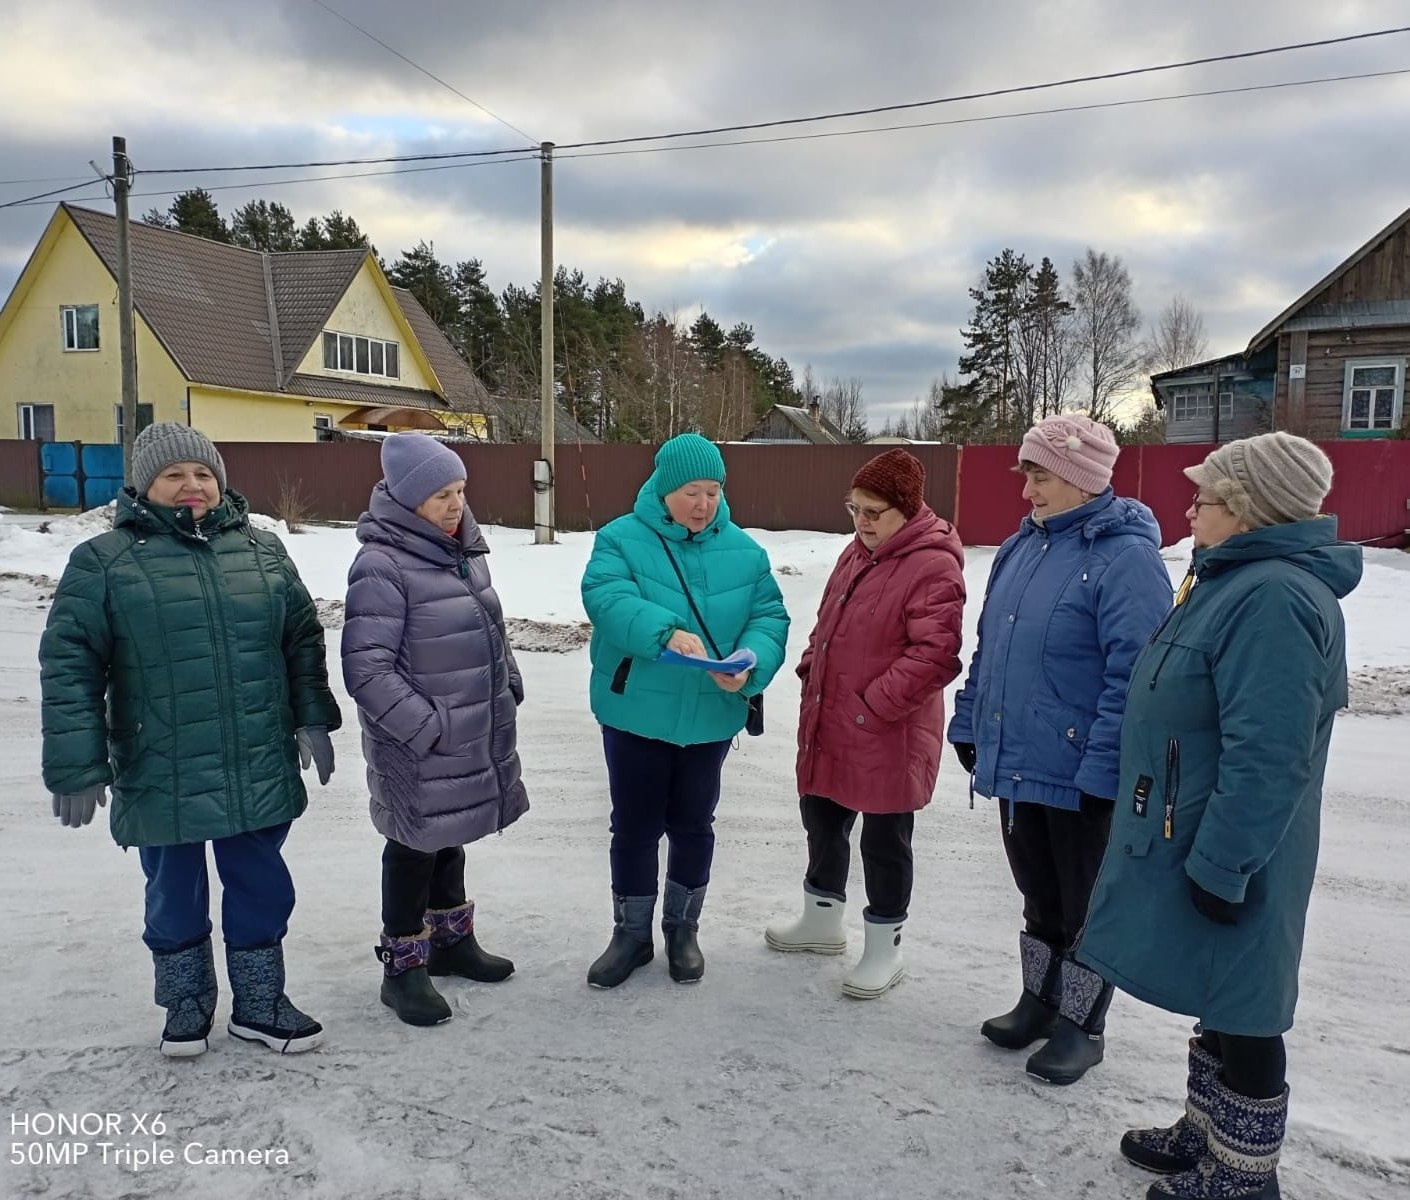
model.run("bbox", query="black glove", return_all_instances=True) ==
[1079,792,1114,816]
[1189,877,1239,926]
[952,742,977,774]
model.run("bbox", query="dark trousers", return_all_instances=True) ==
[138,822,295,953]
[602,726,731,895]
[1199,1029,1288,1100]
[998,796,1113,950]
[800,794,915,920]
[382,839,467,937]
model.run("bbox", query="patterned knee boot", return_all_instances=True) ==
[1025,956,1113,1085]
[1121,1038,1219,1174]
[226,942,324,1054]
[152,938,217,1058]
[1146,1076,1287,1199]
[377,927,452,1027]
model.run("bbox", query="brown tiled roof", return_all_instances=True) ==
[60,204,492,420]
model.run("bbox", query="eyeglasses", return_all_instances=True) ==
[1189,494,1228,511]
[845,501,894,521]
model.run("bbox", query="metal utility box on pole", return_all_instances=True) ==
[112,136,139,485]
[534,141,557,544]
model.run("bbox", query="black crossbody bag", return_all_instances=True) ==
[655,533,764,736]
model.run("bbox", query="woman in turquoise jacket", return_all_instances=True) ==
[580,433,789,988]
[1078,433,1361,1200]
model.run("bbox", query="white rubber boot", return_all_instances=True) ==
[764,887,847,954]
[841,912,904,999]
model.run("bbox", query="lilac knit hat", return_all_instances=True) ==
[1018,414,1120,494]
[380,433,467,508]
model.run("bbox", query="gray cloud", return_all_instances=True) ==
[3,0,1408,423]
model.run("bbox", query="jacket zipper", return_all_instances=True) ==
[457,551,508,827]
[1163,738,1180,839]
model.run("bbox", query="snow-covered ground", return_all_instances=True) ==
[0,510,1406,1200]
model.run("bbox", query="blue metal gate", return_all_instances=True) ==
[40,442,126,509]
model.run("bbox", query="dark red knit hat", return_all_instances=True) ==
[851,448,925,519]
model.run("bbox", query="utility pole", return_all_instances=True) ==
[112,136,139,485]
[534,141,556,544]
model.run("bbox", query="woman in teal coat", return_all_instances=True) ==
[40,423,341,1058]
[1078,433,1362,1200]
[580,433,789,988]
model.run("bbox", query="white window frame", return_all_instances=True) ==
[113,403,154,444]
[18,402,56,441]
[322,330,400,379]
[1172,391,1212,422]
[61,304,100,352]
[1341,358,1405,432]
[1219,391,1233,422]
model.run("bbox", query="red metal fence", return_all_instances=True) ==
[7,438,1408,546]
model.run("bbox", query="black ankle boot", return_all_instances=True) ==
[982,989,1059,1049]
[588,929,654,989]
[428,930,515,983]
[664,925,704,983]
[376,930,451,1027]
[661,880,706,984]
[1026,958,1113,1085]
[587,894,656,989]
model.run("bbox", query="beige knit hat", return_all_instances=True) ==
[1184,432,1333,529]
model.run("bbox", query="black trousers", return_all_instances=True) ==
[382,839,467,937]
[800,794,914,920]
[602,726,732,894]
[1198,1029,1288,1100]
[998,795,1113,951]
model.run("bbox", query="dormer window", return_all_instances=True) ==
[322,331,399,379]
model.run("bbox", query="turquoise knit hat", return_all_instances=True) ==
[652,433,726,497]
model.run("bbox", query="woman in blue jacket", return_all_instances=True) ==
[580,434,789,988]
[949,414,1170,1084]
[1079,434,1360,1200]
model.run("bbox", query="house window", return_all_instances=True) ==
[1172,392,1212,422]
[18,403,56,441]
[1342,360,1404,432]
[313,414,334,442]
[113,404,154,444]
[61,305,100,351]
[321,330,400,379]
[1219,392,1233,422]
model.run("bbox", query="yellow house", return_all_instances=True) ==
[0,203,500,445]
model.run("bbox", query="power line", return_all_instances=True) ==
[0,179,114,211]
[307,0,538,144]
[553,66,1410,162]
[0,175,94,187]
[119,24,1410,181]
[552,25,1410,152]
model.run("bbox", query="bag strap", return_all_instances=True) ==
[654,532,724,659]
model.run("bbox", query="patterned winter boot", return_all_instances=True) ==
[225,942,324,1053]
[1121,1038,1220,1174]
[1025,956,1113,1085]
[426,902,515,983]
[152,938,218,1058]
[981,931,1061,1049]
[587,894,655,989]
[1146,1077,1287,1199]
[376,927,452,1027]
[661,880,707,984]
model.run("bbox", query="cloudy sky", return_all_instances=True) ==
[3,0,1409,423]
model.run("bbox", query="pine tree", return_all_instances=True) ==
[148,189,230,242]
[958,249,1033,438]
[230,200,298,252]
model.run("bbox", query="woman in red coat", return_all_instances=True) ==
[766,449,966,998]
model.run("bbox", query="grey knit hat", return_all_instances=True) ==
[1184,431,1333,529]
[380,432,466,509]
[132,422,227,496]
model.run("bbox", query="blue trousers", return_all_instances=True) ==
[137,822,296,953]
[602,726,731,895]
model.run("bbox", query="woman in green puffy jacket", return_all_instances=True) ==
[39,423,341,1058]
[580,433,789,989]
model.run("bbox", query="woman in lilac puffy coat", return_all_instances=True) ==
[343,433,527,1027]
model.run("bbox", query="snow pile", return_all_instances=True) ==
[1347,666,1410,716]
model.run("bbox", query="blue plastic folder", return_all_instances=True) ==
[656,647,758,675]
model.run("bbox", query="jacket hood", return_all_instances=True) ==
[357,480,489,564]
[856,504,963,566]
[1195,516,1362,599]
[115,486,251,537]
[630,476,733,543]
[1020,489,1161,548]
